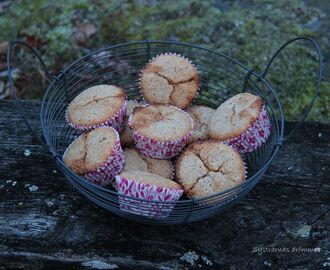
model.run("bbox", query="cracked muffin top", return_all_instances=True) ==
[118,171,182,190]
[140,54,199,109]
[120,100,141,146]
[209,93,263,141]
[129,105,193,141]
[186,105,215,144]
[175,140,245,199]
[63,127,117,175]
[123,148,173,179]
[67,84,126,126]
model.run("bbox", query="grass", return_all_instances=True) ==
[0,0,329,122]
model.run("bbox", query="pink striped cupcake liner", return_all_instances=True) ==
[63,127,125,186]
[128,104,194,159]
[138,52,200,107]
[128,105,194,159]
[115,175,183,219]
[223,105,271,153]
[66,100,127,133]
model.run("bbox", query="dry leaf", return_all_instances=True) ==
[0,41,9,54]
[73,23,97,45]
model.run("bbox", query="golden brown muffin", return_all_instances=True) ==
[130,104,193,141]
[66,84,126,128]
[140,54,199,109]
[175,140,245,199]
[186,105,215,144]
[63,127,117,175]
[209,93,263,141]
[123,148,173,179]
[120,100,141,146]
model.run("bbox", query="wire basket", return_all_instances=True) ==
[7,37,323,225]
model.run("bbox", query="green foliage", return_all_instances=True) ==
[1,0,328,122]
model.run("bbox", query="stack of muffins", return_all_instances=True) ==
[63,53,271,218]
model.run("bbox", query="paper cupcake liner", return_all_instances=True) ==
[223,105,271,153]
[138,52,200,108]
[115,175,183,219]
[128,105,194,159]
[63,127,125,186]
[66,100,127,133]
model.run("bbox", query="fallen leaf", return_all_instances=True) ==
[0,41,9,54]
[73,22,97,45]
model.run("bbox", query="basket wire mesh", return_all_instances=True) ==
[7,38,323,224]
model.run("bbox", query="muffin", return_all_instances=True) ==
[115,171,183,218]
[66,84,127,132]
[140,53,199,109]
[129,104,194,159]
[209,93,271,153]
[123,148,173,179]
[175,141,246,200]
[63,126,125,186]
[120,100,141,146]
[186,105,215,144]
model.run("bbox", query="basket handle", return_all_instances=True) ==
[260,36,323,142]
[6,41,56,156]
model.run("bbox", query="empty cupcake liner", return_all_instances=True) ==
[66,100,127,133]
[63,127,125,186]
[138,52,200,108]
[128,105,194,159]
[115,175,183,219]
[223,105,271,153]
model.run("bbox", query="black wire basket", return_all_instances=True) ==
[7,37,323,225]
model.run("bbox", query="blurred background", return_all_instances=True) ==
[0,0,329,122]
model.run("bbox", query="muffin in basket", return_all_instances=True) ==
[123,148,173,179]
[175,140,246,201]
[115,171,183,219]
[129,104,194,159]
[120,100,141,146]
[209,93,271,153]
[186,105,215,144]
[140,53,199,109]
[66,84,127,132]
[63,126,125,186]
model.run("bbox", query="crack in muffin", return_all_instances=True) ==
[186,105,215,144]
[175,140,246,199]
[130,105,193,141]
[209,93,263,141]
[63,127,125,186]
[123,148,173,179]
[66,84,126,131]
[140,54,199,109]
